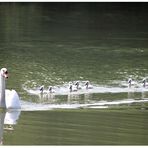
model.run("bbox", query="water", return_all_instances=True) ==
[0,2,148,145]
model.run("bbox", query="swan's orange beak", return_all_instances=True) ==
[4,71,8,79]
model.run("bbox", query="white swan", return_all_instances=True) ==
[39,85,44,93]
[85,81,93,89]
[48,86,55,93]
[0,68,21,109]
[69,82,77,92]
[128,78,137,88]
[142,78,148,88]
[75,81,82,89]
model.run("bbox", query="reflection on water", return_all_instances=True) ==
[40,92,55,100]
[141,91,147,99]
[20,87,148,111]
[84,93,92,103]
[67,93,80,104]
[127,91,135,99]
[22,80,148,109]
[0,112,5,145]
[0,2,148,144]
[0,110,21,145]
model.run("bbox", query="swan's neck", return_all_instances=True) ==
[143,82,146,87]
[0,74,6,108]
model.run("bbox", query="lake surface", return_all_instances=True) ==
[0,2,148,145]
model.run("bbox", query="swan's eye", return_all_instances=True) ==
[5,71,8,74]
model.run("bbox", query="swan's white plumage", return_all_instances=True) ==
[69,82,77,92]
[4,110,21,125]
[0,68,21,109]
[85,81,93,89]
[5,89,21,109]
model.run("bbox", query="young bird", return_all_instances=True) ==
[69,82,77,92]
[142,78,148,88]
[39,85,44,93]
[85,81,93,89]
[75,81,81,89]
[48,86,55,93]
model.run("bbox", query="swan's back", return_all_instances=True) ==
[5,90,21,109]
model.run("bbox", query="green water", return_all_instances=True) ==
[3,109,148,145]
[0,2,148,145]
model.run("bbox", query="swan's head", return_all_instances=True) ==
[128,78,132,84]
[1,68,8,79]
[48,86,52,91]
[75,81,79,85]
[69,82,72,91]
[142,78,146,83]
[85,81,89,86]
[75,81,79,86]
[39,85,44,92]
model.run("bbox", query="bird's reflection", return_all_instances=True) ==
[0,110,21,145]
[38,92,55,103]
[127,90,135,99]
[84,93,92,104]
[67,93,93,104]
[67,93,80,104]
[141,89,148,99]
[0,112,5,145]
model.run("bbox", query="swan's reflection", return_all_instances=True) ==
[0,110,21,145]
[0,112,5,145]
[127,90,135,99]
[141,88,148,99]
[67,93,80,104]
[38,92,55,103]
[84,93,92,104]
[67,93,93,104]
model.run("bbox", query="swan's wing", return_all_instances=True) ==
[5,90,21,109]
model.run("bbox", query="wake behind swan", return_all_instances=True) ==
[20,98,148,111]
[20,79,148,111]
[23,79,148,96]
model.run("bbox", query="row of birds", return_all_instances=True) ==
[39,81,93,93]
[128,78,148,88]
[39,78,148,94]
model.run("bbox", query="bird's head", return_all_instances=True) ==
[142,78,146,83]
[1,68,8,79]
[85,81,89,86]
[128,78,132,84]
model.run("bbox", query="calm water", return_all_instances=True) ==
[0,2,148,145]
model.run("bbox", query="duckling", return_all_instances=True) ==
[128,78,137,88]
[75,81,81,89]
[142,78,148,88]
[39,85,44,93]
[85,81,93,89]
[69,82,77,92]
[48,86,55,93]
